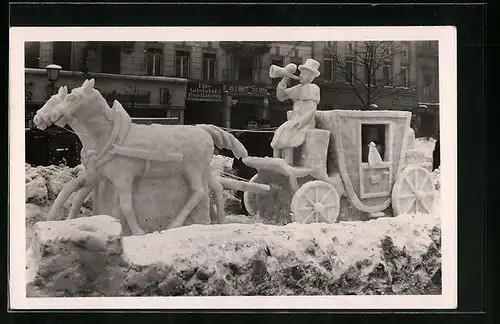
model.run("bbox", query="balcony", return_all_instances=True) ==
[219,41,271,55]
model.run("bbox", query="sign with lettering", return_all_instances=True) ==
[100,89,151,104]
[225,84,271,97]
[187,82,223,102]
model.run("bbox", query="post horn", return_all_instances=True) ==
[269,63,301,80]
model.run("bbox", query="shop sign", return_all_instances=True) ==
[225,84,272,97]
[187,82,223,102]
[100,89,151,104]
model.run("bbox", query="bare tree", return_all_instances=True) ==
[325,41,411,109]
[124,78,141,109]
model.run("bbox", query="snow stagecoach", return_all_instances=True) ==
[237,109,437,224]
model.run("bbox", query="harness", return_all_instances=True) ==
[82,107,131,175]
[85,107,184,178]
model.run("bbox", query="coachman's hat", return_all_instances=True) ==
[298,58,321,78]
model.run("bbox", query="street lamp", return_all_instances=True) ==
[45,64,62,95]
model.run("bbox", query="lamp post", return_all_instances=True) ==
[45,64,62,96]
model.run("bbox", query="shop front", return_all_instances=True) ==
[225,84,289,128]
[25,69,188,124]
[184,81,225,126]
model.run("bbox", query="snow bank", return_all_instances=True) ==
[405,137,436,171]
[414,137,437,156]
[28,210,441,297]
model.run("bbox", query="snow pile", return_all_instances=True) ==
[432,167,441,190]
[27,216,124,297]
[405,137,436,170]
[413,137,437,157]
[210,155,234,177]
[25,164,48,205]
[27,211,441,297]
[25,164,88,203]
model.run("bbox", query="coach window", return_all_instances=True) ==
[362,124,387,163]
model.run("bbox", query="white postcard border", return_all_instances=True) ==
[9,26,457,310]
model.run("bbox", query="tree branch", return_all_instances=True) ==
[371,86,410,102]
[330,54,368,107]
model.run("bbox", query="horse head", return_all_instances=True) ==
[33,86,68,130]
[50,78,111,128]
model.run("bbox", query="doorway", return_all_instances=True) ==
[231,102,258,129]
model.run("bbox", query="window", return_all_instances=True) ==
[146,48,163,76]
[203,53,217,80]
[101,43,122,74]
[295,49,299,58]
[25,42,40,68]
[382,64,391,85]
[160,88,172,105]
[323,57,334,82]
[345,60,354,83]
[400,65,409,87]
[175,51,190,78]
[361,124,387,163]
[275,47,280,56]
[238,56,254,82]
[348,42,353,52]
[53,42,73,70]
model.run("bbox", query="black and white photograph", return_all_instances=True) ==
[10,27,456,309]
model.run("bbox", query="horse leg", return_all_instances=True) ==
[47,174,91,221]
[112,178,146,236]
[167,166,206,230]
[208,170,226,224]
[67,184,95,219]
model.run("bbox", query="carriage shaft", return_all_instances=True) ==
[218,176,270,193]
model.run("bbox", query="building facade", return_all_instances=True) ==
[25,40,439,130]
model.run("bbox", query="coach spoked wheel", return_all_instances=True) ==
[392,165,437,216]
[243,174,261,216]
[290,181,340,224]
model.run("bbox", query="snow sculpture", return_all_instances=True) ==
[270,59,321,165]
[34,79,247,235]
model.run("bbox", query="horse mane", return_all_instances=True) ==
[91,89,116,121]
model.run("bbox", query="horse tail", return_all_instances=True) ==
[196,124,248,159]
